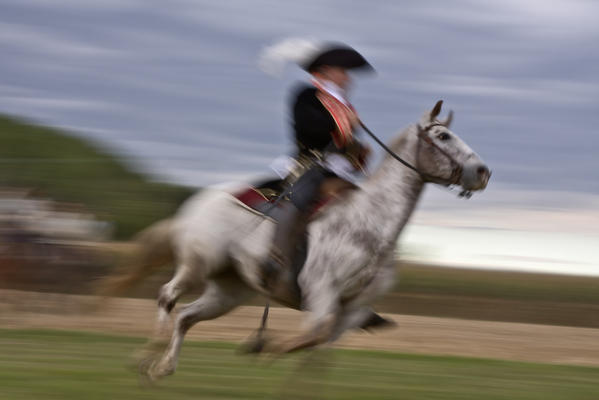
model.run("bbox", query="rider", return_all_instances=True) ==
[261,41,374,288]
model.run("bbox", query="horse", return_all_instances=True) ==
[101,100,490,380]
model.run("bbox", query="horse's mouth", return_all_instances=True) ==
[460,163,491,192]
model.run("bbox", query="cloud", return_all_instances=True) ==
[393,0,599,39]
[0,95,114,111]
[495,0,599,34]
[391,75,599,106]
[1,0,145,11]
[116,137,281,160]
[413,185,599,234]
[0,22,123,59]
[145,167,270,188]
[0,84,39,96]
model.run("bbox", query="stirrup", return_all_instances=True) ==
[260,249,286,290]
[269,248,287,267]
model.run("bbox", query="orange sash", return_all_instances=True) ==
[312,81,358,149]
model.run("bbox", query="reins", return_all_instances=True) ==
[359,121,421,174]
[360,121,463,186]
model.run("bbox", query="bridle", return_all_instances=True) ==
[416,123,463,186]
[360,121,463,187]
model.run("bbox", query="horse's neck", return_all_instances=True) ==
[358,129,424,247]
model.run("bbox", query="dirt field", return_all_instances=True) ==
[2,289,599,367]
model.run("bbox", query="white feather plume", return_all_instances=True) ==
[258,38,322,77]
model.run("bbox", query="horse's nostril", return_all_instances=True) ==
[477,166,489,176]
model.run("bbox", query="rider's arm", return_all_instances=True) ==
[292,88,337,151]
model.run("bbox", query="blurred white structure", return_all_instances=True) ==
[0,188,112,260]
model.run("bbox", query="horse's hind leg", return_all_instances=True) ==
[149,272,252,380]
[154,262,202,338]
[135,262,203,375]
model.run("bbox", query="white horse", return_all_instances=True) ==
[103,100,490,380]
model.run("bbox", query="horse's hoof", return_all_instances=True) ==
[262,339,288,358]
[130,342,165,372]
[148,358,176,381]
[148,367,174,382]
[238,334,269,354]
[135,357,157,386]
[360,313,397,332]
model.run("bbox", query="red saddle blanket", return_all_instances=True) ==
[233,186,330,219]
[234,187,275,210]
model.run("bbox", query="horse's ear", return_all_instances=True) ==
[430,100,443,120]
[441,110,454,128]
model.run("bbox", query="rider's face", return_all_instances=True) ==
[314,66,351,90]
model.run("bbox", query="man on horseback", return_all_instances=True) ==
[260,40,374,291]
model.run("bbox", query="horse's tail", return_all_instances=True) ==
[96,218,175,298]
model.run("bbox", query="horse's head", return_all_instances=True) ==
[414,100,490,194]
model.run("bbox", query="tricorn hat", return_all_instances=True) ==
[259,38,374,77]
[301,43,373,73]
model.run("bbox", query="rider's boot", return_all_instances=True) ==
[260,166,327,292]
[260,202,304,291]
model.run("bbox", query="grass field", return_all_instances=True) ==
[395,264,599,304]
[375,264,599,327]
[1,329,598,400]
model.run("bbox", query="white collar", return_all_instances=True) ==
[311,78,350,107]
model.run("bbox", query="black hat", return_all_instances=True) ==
[301,44,374,73]
[258,39,375,77]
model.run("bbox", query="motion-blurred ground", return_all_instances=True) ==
[2,288,599,366]
[3,329,598,400]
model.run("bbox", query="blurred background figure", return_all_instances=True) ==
[0,187,112,291]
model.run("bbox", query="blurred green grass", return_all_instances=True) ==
[374,264,599,327]
[397,263,599,304]
[1,329,598,400]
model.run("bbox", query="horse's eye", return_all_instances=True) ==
[438,132,451,141]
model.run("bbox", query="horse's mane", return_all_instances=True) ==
[366,125,414,182]
[387,125,413,154]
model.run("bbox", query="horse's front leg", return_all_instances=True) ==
[268,280,340,354]
[273,314,338,354]
[274,304,396,354]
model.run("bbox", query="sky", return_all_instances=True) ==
[1,0,598,275]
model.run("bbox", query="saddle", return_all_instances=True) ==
[234,176,356,219]
[233,178,327,219]
[233,176,356,303]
